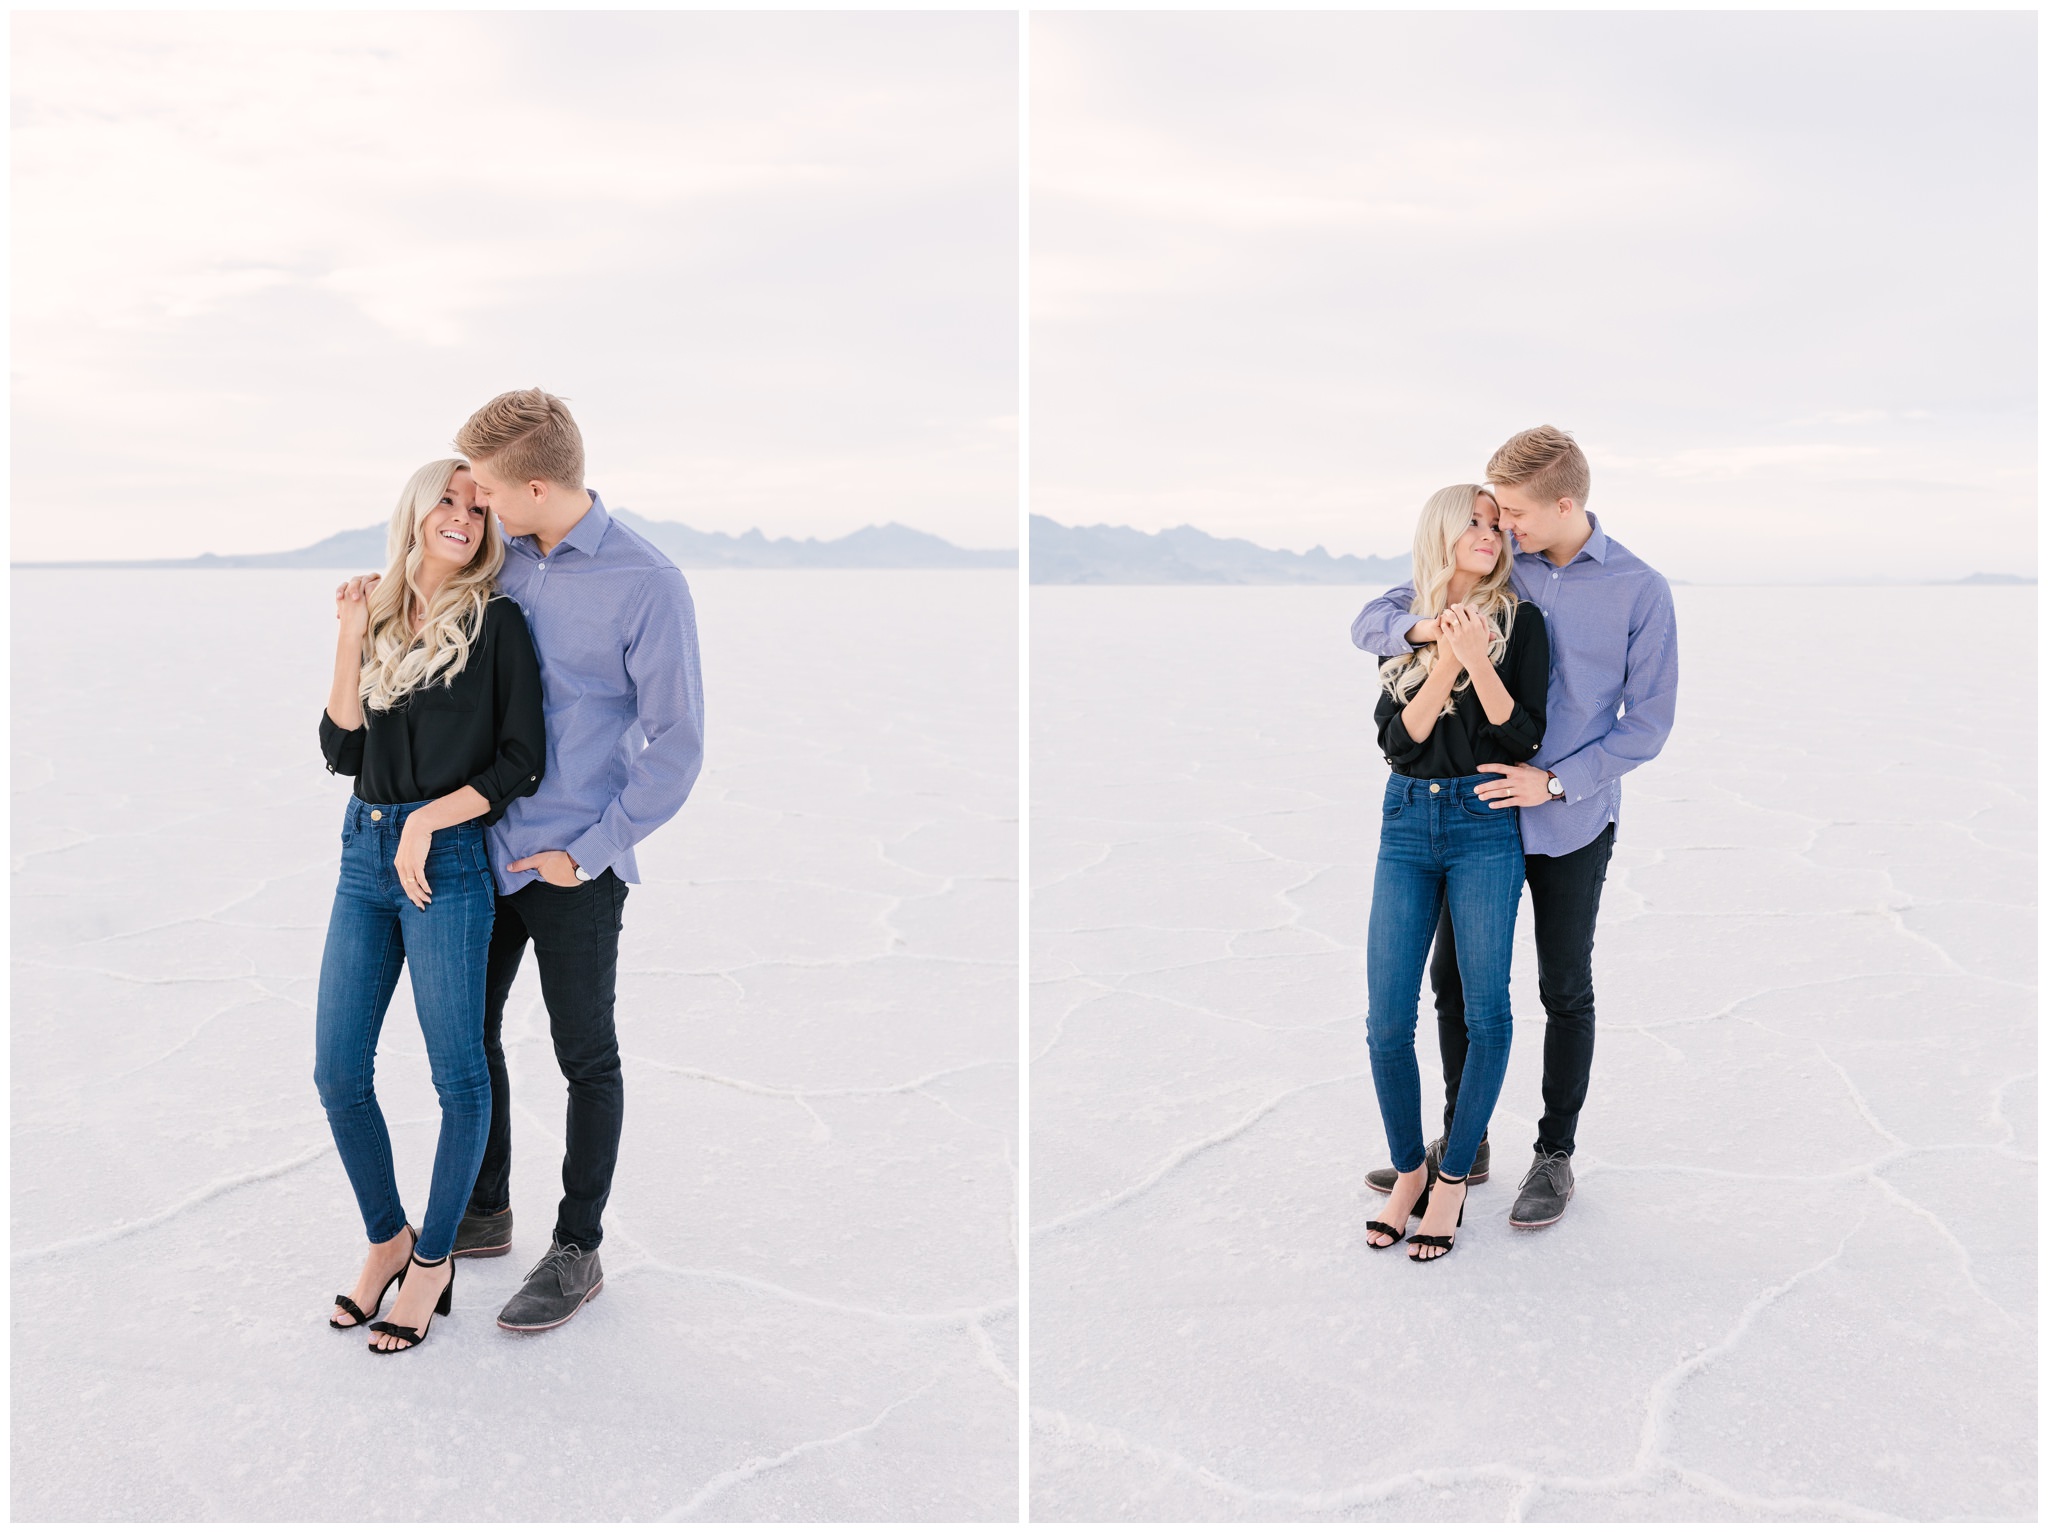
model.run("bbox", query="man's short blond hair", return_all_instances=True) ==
[455,388,585,489]
[1487,425,1589,508]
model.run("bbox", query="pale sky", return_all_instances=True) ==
[1032,12,2036,583]
[13,13,1017,562]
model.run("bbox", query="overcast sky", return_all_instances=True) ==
[1032,12,2035,582]
[14,13,1017,562]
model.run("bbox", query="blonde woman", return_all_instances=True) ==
[1361,486,1548,1261]
[315,459,545,1351]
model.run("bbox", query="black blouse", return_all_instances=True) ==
[320,595,546,824]
[1375,603,1549,779]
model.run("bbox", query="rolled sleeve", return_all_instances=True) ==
[1352,582,1421,656]
[319,709,364,777]
[1477,708,1542,763]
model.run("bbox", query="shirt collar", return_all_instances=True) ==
[510,489,609,561]
[1512,510,1607,569]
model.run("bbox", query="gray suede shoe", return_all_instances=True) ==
[451,1206,513,1258]
[1363,1134,1489,1194]
[1509,1150,1574,1229]
[497,1241,604,1331]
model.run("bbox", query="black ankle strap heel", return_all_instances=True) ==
[329,1224,416,1330]
[366,1250,455,1353]
[1408,1170,1467,1262]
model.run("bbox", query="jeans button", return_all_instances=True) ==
[370,810,383,821]
[1429,783,1440,794]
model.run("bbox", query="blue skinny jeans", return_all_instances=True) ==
[1366,774,1525,1181]
[314,798,496,1262]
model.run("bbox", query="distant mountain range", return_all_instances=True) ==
[12,508,1015,571]
[1031,515,1408,585]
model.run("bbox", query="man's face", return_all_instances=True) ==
[470,458,541,537]
[1490,482,1573,554]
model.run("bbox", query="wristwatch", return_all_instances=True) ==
[1545,775,1565,801]
[572,858,594,883]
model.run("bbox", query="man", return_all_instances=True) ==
[441,387,705,1329]
[1353,425,1675,1229]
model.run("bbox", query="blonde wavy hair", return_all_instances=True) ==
[1379,483,1519,714]
[359,458,506,712]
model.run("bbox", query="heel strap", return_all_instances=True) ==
[1434,1171,1468,1186]
[409,1251,451,1270]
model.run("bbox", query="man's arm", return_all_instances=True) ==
[563,569,706,879]
[1546,577,1679,804]
[1350,581,1427,655]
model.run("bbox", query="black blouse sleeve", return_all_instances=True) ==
[1474,605,1548,763]
[464,599,547,813]
[320,708,365,777]
[1374,661,1430,767]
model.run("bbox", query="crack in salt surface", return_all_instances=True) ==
[1035,1221,1892,1523]
[13,1142,335,1264]
[610,1256,1014,1330]
[621,1053,1004,1104]
[1033,1071,1372,1236]
[662,1376,941,1520]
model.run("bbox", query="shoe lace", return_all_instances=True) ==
[1520,1152,1569,1194]
[524,1243,585,1284]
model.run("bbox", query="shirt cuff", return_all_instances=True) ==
[565,826,620,882]
[1550,755,1595,805]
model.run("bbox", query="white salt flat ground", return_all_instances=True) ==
[1029,584,2034,1521]
[12,569,1017,1520]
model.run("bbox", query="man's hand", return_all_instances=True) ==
[1474,761,1555,809]
[508,849,583,888]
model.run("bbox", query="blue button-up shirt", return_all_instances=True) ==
[488,490,705,895]
[1351,514,1678,858]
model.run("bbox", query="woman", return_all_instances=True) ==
[315,459,545,1351]
[1364,485,1547,1261]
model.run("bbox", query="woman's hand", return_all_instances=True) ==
[1440,603,1494,672]
[394,818,434,910]
[335,575,375,643]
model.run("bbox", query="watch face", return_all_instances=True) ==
[1547,777,1564,796]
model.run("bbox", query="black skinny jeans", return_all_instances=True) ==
[468,870,629,1250]
[1432,822,1614,1159]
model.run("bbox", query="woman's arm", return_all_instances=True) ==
[1397,644,1464,744]
[326,577,372,732]
[1442,604,1515,725]
[321,579,371,776]
[391,603,545,909]
[1473,607,1549,764]
[391,785,491,911]
[461,600,547,814]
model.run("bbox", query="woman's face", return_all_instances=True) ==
[417,469,488,572]
[1452,493,1505,576]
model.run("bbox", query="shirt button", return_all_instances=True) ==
[538,561,546,569]
[370,810,382,821]
[1551,572,1559,580]
[1429,783,1440,794]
